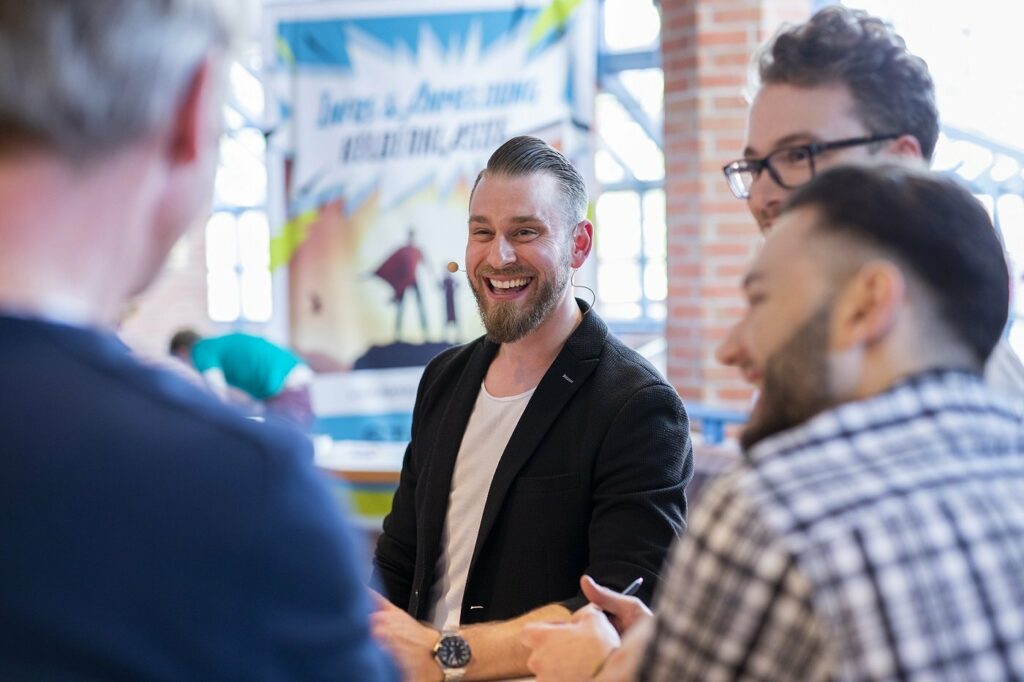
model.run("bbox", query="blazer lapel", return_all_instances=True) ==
[417,340,498,568]
[468,302,608,572]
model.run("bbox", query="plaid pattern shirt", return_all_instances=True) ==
[640,370,1024,681]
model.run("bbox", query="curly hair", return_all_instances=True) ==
[755,5,938,161]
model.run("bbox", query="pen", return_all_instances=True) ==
[620,576,643,597]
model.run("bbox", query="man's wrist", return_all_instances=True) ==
[433,629,472,681]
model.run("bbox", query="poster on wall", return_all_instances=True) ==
[263,0,596,442]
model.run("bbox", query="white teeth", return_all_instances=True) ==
[489,278,529,289]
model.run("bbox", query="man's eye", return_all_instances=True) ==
[776,147,811,165]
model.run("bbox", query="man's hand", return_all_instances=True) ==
[581,574,653,635]
[369,589,442,682]
[521,604,621,682]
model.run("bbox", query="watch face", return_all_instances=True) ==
[436,634,472,668]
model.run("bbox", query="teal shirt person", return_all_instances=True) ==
[190,333,303,400]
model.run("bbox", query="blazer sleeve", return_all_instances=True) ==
[372,440,419,609]
[248,433,399,681]
[372,351,443,610]
[566,382,693,610]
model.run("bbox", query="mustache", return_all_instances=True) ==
[475,266,536,278]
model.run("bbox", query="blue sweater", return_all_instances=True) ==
[0,315,397,681]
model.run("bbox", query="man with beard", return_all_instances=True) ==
[522,164,1024,680]
[371,135,693,681]
[719,4,1024,392]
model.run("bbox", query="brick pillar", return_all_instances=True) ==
[662,0,811,409]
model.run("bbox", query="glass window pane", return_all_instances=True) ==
[645,261,667,301]
[596,93,664,182]
[205,212,238,270]
[207,272,241,322]
[598,261,642,303]
[603,0,660,51]
[643,189,666,258]
[237,210,270,269]
[619,69,664,119]
[240,270,273,322]
[595,148,625,184]
[229,62,265,119]
[215,137,268,207]
[601,301,642,320]
[596,192,642,259]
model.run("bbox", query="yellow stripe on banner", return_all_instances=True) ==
[276,36,296,66]
[269,209,318,271]
[348,489,397,518]
[529,0,583,47]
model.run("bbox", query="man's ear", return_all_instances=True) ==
[830,260,906,351]
[887,134,924,161]
[167,56,221,164]
[569,220,593,268]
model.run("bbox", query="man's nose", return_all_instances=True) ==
[746,170,788,229]
[488,236,516,268]
[715,319,746,368]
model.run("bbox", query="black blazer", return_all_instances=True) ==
[374,301,693,624]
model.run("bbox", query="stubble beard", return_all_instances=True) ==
[740,302,836,450]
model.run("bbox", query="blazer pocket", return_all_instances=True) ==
[513,472,578,495]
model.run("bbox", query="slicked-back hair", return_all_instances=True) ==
[755,5,938,161]
[785,164,1008,367]
[472,136,589,232]
[0,0,237,162]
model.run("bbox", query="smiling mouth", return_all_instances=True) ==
[486,277,532,295]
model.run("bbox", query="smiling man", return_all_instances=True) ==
[524,164,1024,682]
[371,135,693,681]
[720,4,1024,392]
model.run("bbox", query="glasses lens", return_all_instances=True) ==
[766,147,814,189]
[724,162,754,199]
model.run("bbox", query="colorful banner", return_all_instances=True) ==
[263,0,596,438]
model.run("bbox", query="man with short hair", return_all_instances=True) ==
[371,135,693,681]
[719,4,1024,392]
[525,163,1024,681]
[0,2,395,678]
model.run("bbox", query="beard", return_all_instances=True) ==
[469,252,572,344]
[740,301,836,450]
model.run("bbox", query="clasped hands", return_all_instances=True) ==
[520,575,653,682]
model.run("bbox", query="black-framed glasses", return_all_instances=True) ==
[721,133,901,199]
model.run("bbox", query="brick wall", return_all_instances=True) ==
[662,0,811,410]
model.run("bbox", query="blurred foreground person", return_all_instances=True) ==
[524,165,1024,681]
[0,1,396,679]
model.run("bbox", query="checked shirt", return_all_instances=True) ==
[640,370,1024,681]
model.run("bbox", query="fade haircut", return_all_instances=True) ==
[785,164,1008,367]
[755,5,939,161]
[0,0,239,162]
[471,136,589,233]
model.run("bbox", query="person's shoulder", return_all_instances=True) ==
[596,332,676,395]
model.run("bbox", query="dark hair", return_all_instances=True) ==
[757,5,938,161]
[169,329,202,356]
[785,164,1008,366]
[471,136,588,230]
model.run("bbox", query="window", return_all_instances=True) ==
[595,0,665,332]
[206,58,272,323]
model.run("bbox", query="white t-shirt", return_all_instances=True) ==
[428,382,535,631]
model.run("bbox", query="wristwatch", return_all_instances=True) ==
[433,630,472,681]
